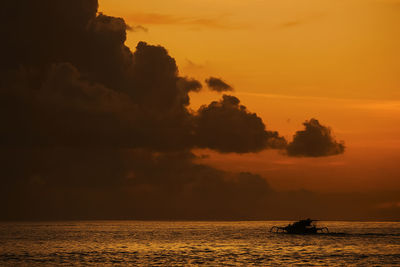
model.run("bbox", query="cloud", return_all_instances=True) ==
[205,77,233,92]
[126,12,237,29]
[195,95,287,153]
[0,0,293,220]
[0,0,349,220]
[127,25,149,33]
[0,148,277,220]
[375,0,400,7]
[278,13,325,29]
[178,77,203,93]
[0,0,285,154]
[185,59,204,69]
[287,119,345,157]
[279,20,304,28]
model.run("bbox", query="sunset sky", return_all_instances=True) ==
[1,0,399,220]
[100,0,400,192]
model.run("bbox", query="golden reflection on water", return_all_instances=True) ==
[0,221,399,265]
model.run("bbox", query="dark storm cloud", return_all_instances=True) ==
[178,77,203,93]
[195,95,286,153]
[0,0,283,154]
[0,63,144,148]
[205,77,233,92]
[0,149,275,220]
[0,0,98,69]
[129,41,197,111]
[0,0,347,220]
[287,119,345,157]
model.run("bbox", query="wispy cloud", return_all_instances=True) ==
[126,12,240,29]
[235,92,337,101]
[374,0,400,6]
[185,59,204,70]
[351,101,400,111]
[236,92,400,111]
[278,13,325,29]
[280,20,304,28]
[127,24,149,33]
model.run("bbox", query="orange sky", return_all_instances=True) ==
[99,0,400,192]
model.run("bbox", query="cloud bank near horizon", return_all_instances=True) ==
[0,0,351,220]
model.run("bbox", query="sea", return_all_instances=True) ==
[0,221,399,266]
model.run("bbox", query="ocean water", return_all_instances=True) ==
[0,221,399,266]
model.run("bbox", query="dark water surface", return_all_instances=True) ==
[1,221,399,266]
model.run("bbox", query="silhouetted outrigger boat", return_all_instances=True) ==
[270,219,329,234]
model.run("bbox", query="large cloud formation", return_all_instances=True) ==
[287,119,345,157]
[0,0,285,220]
[0,0,349,220]
[0,0,283,153]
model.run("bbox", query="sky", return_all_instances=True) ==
[99,0,400,192]
[0,0,399,220]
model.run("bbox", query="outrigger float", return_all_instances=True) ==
[270,218,329,234]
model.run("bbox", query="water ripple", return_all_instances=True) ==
[0,221,399,266]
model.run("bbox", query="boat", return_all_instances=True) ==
[270,218,329,234]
